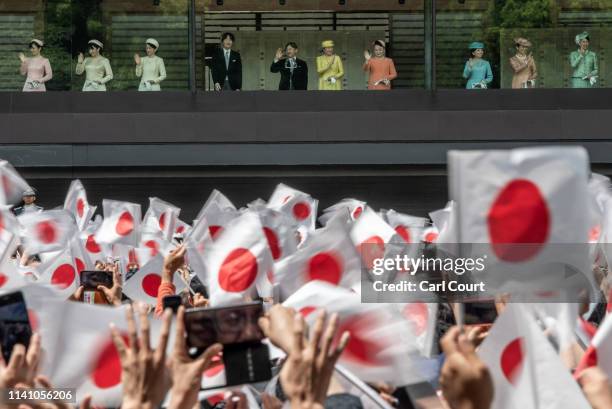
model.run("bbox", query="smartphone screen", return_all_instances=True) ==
[80,270,113,290]
[0,291,32,364]
[184,301,264,351]
[463,301,498,325]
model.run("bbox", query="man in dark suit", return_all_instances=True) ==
[210,32,242,91]
[270,42,308,90]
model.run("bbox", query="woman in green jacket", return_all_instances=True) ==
[570,31,598,88]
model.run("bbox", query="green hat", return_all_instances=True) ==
[468,41,485,50]
[575,31,589,46]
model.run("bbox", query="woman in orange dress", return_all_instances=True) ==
[362,40,397,90]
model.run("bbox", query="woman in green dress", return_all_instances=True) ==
[569,31,598,88]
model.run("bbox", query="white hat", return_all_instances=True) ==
[88,39,104,49]
[22,187,36,196]
[146,38,159,49]
[30,39,44,47]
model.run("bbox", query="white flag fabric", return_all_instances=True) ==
[196,189,236,222]
[36,247,79,299]
[575,312,612,378]
[0,160,30,205]
[122,255,184,305]
[0,207,19,260]
[274,220,361,300]
[18,209,76,254]
[63,179,96,231]
[268,183,318,233]
[142,197,180,242]
[448,146,592,292]
[478,304,591,409]
[249,204,297,262]
[283,281,424,386]
[350,207,397,270]
[384,210,427,244]
[203,212,273,306]
[395,302,438,357]
[319,198,367,226]
[95,200,141,246]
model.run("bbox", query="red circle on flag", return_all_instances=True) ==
[86,234,101,254]
[307,252,342,285]
[395,226,411,243]
[76,198,85,218]
[500,337,525,385]
[0,212,4,233]
[292,202,311,221]
[402,303,428,336]
[36,220,57,244]
[209,225,223,240]
[91,334,128,389]
[207,393,226,406]
[51,264,76,289]
[299,306,317,317]
[487,179,550,262]
[0,273,7,288]
[337,314,388,365]
[352,207,363,219]
[27,309,39,332]
[358,236,385,270]
[159,213,166,231]
[204,360,225,378]
[176,225,185,234]
[266,270,275,284]
[75,257,85,273]
[144,240,160,257]
[218,248,258,292]
[116,212,134,236]
[263,227,281,260]
[142,273,162,297]
[424,231,438,243]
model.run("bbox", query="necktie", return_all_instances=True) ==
[225,50,230,68]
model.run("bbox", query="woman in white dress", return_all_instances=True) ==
[75,39,113,91]
[134,38,166,91]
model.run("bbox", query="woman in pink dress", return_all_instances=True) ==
[362,40,397,90]
[19,39,52,92]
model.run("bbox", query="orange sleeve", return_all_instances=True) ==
[155,282,176,317]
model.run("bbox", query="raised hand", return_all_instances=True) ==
[98,264,123,306]
[134,53,141,65]
[364,50,371,61]
[275,48,284,61]
[0,333,41,389]
[163,245,187,280]
[19,53,26,63]
[578,367,612,409]
[77,53,84,64]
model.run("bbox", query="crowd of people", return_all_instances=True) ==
[0,147,611,408]
[16,30,599,92]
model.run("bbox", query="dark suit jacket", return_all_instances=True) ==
[270,58,308,90]
[210,48,242,90]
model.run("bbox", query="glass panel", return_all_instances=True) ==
[201,1,425,91]
[436,0,611,89]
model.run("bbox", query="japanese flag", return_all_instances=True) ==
[350,207,397,270]
[0,207,19,259]
[0,246,28,292]
[448,146,592,290]
[0,160,30,205]
[319,198,367,226]
[384,210,427,244]
[203,211,273,306]
[575,312,612,378]
[274,220,361,300]
[478,304,591,409]
[81,230,109,263]
[268,183,318,233]
[395,302,438,357]
[429,200,458,255]
[139,231,173,262]
[71,235,94,274]
[283,281,424,386]
[197,189,236,216]
[37,247,79,299]
[64,179,96,231]
[122,255,185,305]
[174,218,191,237]
[18,209,76,254]
[95,200,141,246]
[249,203,297,262]
[199,203,239,241]
[142,197,180,241]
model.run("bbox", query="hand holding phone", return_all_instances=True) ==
[0,291,32,365]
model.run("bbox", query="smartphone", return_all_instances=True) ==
[162,295,182,313]
[0,291,32,364]
[80,270,113,290]
[463,301,498,325]
[184,301,271,388]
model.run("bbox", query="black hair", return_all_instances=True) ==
[373,40,386,49]
[29,41,42,49]
[221,32,235,42]
[146,42,158,50]
[285,42,298,50]
[88,43,102,52]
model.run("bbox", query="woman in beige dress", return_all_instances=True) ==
[509,37,537,89]
[75,39,113,91]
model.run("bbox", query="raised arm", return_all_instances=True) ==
[316,56,330,76]
[75,54,85,75]
[570,51,583,68]
[135,54,143,78]
[509,56,527,73]
[462,60,472,79]
[99,58,113,84]
[41,58,52,83]
[19,57,28,76]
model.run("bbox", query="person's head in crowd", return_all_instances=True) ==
[22,187,37,205]
[469,41,485,59]
[94,260,106,270]
[372,40,386,58]
[322,40,334,57]
[88,39,103,57]
[576,31,590,51]
[514,37,531,56]
[221,32,235,50]
[285,42,298,59]
[145,38,159,57]
[29,39,43,57]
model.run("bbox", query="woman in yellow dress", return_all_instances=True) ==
[316,40,344,90]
